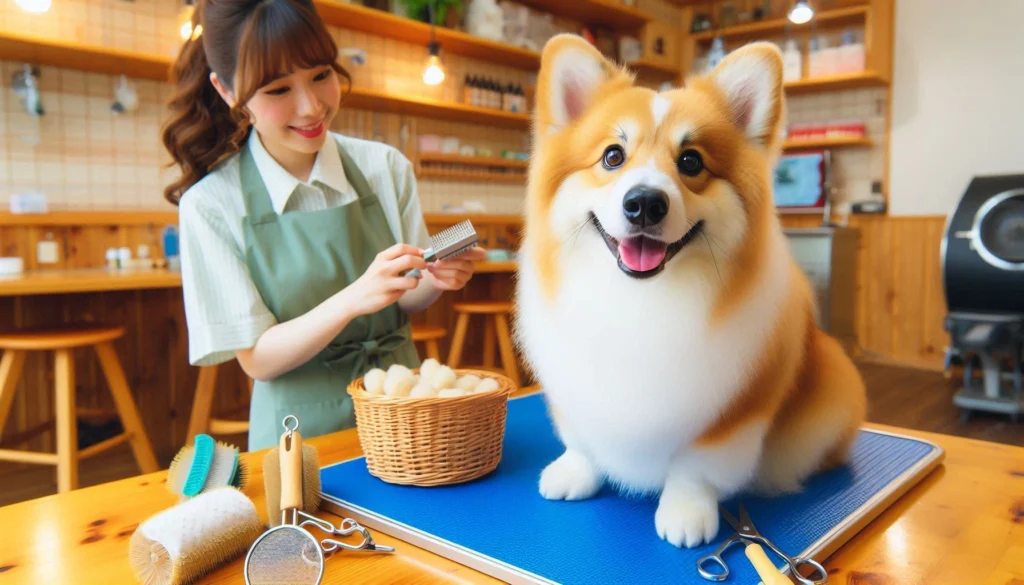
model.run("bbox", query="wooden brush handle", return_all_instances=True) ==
[279,429,304,514]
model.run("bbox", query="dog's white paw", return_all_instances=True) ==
[655,486,719,548]
[539,450,602,501]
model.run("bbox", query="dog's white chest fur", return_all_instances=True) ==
[514,228,790,492]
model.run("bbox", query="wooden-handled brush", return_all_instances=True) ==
[263,420,322,527]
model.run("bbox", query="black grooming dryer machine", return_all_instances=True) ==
[942,173,1024,421]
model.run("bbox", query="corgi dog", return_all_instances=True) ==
[512,35,867,549]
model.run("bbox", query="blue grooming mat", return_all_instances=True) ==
[320,394,943,584]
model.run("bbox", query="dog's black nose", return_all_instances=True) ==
[622,187,669,227]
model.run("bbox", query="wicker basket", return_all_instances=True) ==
[346,369,516,486]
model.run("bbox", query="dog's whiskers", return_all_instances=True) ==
[702,231,724,286]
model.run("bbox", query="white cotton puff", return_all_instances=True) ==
[438,388,470,398]
[420,358,440,380]
[474,377,501,394]
[388,364,413,381]
[455,374,482,392]
[409,382,437,398]
[384,372,415,397]
[363,368,386,394]
[430,365,457,390]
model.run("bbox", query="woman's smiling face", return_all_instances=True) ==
[241,64,342,156]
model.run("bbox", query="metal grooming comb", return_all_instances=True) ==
[406,220,479,278]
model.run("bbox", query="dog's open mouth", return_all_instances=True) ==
[590,213,705,279]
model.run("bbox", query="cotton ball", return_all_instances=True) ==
[438,388,470,398]
[409,382,437,398]
[364,368,386,395]
[384,374,415,397]
[430,365,457,390]
[387,363,413,381]
[474,377,501,394]
[455,374,481,392]
[420,358,440,380]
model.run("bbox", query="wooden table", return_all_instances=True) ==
[0,391,1020,585]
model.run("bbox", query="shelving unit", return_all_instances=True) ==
[344,88,529,129]
[418,168,526,183]
[418,154,529,169]
[783,137,872,151]
[785,71,888,93]
[0,32,171,81]
[691,6,869,42]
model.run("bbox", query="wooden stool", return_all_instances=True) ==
[411,324,446,362]
[448,301,521,386]
[0,326,160,493]
[186,364,252,445]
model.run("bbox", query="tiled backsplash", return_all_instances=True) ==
[0,0,884,217]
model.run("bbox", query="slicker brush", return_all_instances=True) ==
[166,434,248,501]
[128,487,264,585]
[262,416,322,527]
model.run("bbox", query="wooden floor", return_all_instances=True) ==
[1,361,1021,507]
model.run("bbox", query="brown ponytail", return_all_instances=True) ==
[160,0,351,205]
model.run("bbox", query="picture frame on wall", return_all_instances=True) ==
[773,149,832,215]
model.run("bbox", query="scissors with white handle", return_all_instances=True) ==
[696,503,828,584]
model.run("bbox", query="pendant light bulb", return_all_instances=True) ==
[422,42,445,86]
[15,0,51,13]
[788,0,814,24]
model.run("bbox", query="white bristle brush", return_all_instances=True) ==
[128,487,264,585]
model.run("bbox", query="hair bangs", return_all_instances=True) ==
[234,0,341,103]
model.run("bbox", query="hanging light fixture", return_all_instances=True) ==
[788,0,814,24]
[15,0,51,13]
[422,1,446,86]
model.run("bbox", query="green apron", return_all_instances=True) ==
[239,137,421,451]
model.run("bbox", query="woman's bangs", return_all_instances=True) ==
[235,2,339,99]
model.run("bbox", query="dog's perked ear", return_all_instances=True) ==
[534,34,620,135]
[706,42,786,150]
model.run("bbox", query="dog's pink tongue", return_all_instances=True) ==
[618,237,667,272]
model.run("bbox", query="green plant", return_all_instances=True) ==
[398,0,463,26]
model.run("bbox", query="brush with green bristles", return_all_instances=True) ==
[166,434,248,501]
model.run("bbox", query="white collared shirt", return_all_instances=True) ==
[177,130,431,366]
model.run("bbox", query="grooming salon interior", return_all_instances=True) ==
[0,0,1021,583]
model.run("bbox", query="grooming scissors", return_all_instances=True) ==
[298,512,395,554]
[696,503,828,584]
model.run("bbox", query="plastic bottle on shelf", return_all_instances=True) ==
[807,37,821,78]
[819,34,839,77]
[839,29,865,74]
[782,38,802,82]
[706,37,726,73]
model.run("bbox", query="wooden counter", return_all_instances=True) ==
[0,390,1020,585]
[0,261,516,297]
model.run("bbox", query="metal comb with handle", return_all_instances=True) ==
[406,220,479,278]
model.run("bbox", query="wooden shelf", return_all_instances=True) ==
[0,32,171,81]
[784,136,872,151]
[417,168,526,183]
[784,71,888,93]
[419,153,529,169]
[314,0,541,70]
[627,59,681,77]
[515,0,650,30]
[344,87,529,129]
[693,6,870,42]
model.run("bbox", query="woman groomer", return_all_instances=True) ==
[161,0,485,450]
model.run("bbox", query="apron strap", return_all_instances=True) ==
[336,141,383,209]
[239,141,277,223]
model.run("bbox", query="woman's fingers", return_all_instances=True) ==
[384,252,426,275]
[378,243,424,262]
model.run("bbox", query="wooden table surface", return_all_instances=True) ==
[0,261,517,296]
[0,391,1020,585]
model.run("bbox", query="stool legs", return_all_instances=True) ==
[482,319,495,369]
[94,342,159,475]
[54,349,78,492]
[0,351,26,438]
[448,312,471,368]
[424,339,441,362]
[186,364,219,444]
[494,314,521,386]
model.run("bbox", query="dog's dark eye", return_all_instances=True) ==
[677,149,703,177]
[602,145,625,170]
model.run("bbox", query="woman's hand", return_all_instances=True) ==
[425,246,487,291]
[337,243,426,317]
